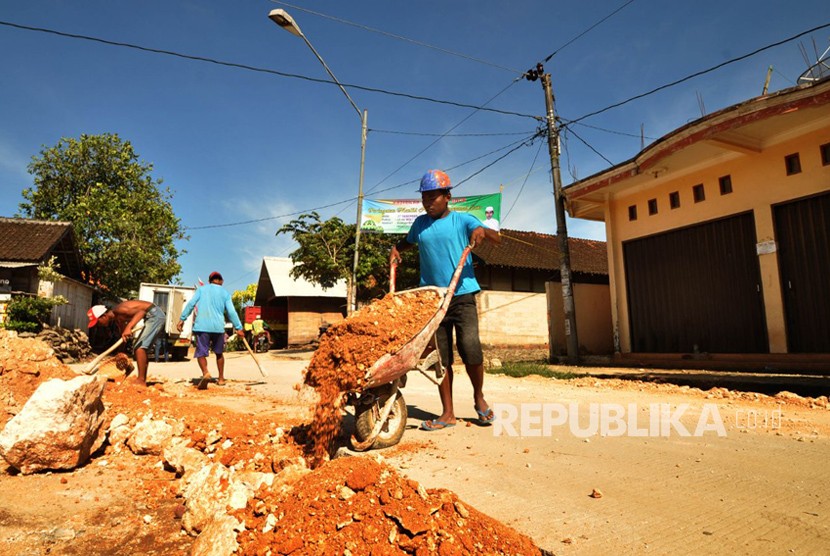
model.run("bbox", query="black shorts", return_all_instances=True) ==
[435,293,483,367]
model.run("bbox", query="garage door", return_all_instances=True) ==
[624,212,768,353]
[774,191,830,353]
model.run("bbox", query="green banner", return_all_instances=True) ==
[360,192,502,234]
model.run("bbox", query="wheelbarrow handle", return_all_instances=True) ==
[389,259,398,294]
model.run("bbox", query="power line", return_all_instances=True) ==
[371,128,536,138]
[561,119,658,141]
[562,125,614,166]
[185,131,539,231]
[541,0,636,63]
[364,79,524,196]
[569,21,830,125]
[271,1,524,75]
[0,20,540,121]
[502,139,545,225]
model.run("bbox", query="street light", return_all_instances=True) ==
[269,8,368,315]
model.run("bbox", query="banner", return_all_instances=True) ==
[360,192,502,234]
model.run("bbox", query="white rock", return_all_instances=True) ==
[0,375,106,474]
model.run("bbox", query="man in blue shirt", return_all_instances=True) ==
[390,169,501,431]
[177,271,244,388]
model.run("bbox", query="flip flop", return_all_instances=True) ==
[419,419,456,431]
[196,376,210,390]
[475,407,495,426]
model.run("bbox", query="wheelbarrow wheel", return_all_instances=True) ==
[353,391,407,450]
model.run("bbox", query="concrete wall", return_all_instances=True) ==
[478,283,613,354]
[546,282,614,355]
[477,290,548,345]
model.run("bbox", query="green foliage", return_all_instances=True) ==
[232,283,257,321]
[19,133,187,298]
[37,256,63,283]
[4,295,68,333]
[276,212,419,302]
[225,334,245,352]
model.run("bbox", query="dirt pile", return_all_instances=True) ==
[234,455,540,555]
[302,289,442,466]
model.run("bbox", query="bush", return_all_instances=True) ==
[4,295,67,333]
[225,334,245,352]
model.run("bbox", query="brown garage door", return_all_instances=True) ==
[624,212,768,353]
[774,191,830,353]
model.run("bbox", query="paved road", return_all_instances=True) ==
[75,349,830,555]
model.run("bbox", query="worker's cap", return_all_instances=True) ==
[485,206,494,214]
[208,271,223,282]
[87,305,108,328]
[418,169,452,193]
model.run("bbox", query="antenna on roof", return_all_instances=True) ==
[797,41,830,85]
[696,91,706,117]
[762,65,773,95]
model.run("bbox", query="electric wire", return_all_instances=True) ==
[501,138,545,225]
[363,78,524,196]
[370,129,536,138]
[0,20,540,121]
[185,130,539,231]
[541,0,636,63]
[568,21,830,125]
[561,124,614,165]
[271,1,524,75]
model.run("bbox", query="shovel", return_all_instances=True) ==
[84,323,144,375]
[241,336,267,377]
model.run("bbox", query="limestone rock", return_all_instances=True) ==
[163,439,209,481]
[0,375,107,474]
[127,415,174,455]
[190,514,244,556]
[182,463,253,535]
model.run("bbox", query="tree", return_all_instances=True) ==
[19,134,186,298]
[232,283,258,321]
[276,212,419,303]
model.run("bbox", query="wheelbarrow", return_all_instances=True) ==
[348,245,473,451]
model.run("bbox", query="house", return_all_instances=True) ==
[472,229,613,355]
[253,257,347,346]
[564,77,830,369]
[0,217,94,330]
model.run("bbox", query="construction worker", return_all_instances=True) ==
[177,271,244,388]
[390,169,501,431]
[88,299,166,386]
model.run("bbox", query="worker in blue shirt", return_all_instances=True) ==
[177,271,244,389]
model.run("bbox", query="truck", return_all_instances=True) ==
[243,305,289,348]
[138,283,196,360]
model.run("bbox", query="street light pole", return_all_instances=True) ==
[269,9,367,314]
[527,64,580,364]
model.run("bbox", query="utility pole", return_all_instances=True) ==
[527,64,580,364]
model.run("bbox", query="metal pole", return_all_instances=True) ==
[541,73,580,364]
[350,109,368,314]
[295,29,365,315]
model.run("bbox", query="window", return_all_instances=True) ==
[693,183,705,203]
[648,199,658,215]
[669,191,680,209]
[785,153,801,175]
[628,205,637,221]
[718,175,733,195]
[821,143,830,166]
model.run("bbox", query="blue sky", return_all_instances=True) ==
[1,1,827,291]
